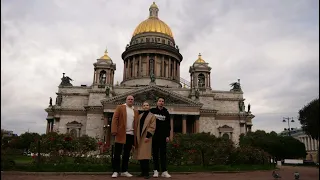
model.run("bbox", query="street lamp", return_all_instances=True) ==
[282,117,295,136]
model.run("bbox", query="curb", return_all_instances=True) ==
[1,170,275,175]
[1,171,196,175]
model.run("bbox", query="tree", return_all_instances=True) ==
[15,132,41,151]
[298,98,319,140]
[239,130,306,160]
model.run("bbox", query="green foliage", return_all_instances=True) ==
[29,133,99,156]
[167,133,267,166]
[229,146,270,165]
[239,130,307,160]
[298,98,319,140]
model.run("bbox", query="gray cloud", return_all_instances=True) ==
[1,0,318,135]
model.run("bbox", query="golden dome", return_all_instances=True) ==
[99,48,111,60]
[132,2,174,38]
[195,53,206,63]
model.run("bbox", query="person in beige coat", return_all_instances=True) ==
[134,101,156,179]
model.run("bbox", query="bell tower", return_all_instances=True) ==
[93,48,116,87]
[189,53,212,91]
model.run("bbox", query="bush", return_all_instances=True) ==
[167,133,235,166]
[229,146,270,165]
[167,133,270,166]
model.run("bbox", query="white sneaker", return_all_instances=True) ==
[153,170,159,177]
[111,172,118,178]
[161,171,171,178]
[120,171,133,177]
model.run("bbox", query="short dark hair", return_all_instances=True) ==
[157,97,165,102]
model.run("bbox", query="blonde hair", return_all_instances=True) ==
[142,101,150,105]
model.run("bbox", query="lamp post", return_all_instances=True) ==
[282,117,295,136]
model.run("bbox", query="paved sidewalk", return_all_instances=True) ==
[1,166,319,180]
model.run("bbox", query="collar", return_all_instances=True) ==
[124,103,134,109]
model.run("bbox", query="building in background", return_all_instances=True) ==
[45,2,254,146]
[1,129,17,138]
[280,128,319,162]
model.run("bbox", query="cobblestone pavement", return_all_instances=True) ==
[1,166,319,180]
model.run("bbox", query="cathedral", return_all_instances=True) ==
[45,2,254,145]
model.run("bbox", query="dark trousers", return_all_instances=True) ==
[152,136,167,172]
[112,134,134,173]
[139,159,150,176]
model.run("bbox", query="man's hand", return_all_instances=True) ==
[166,137,170,142]
[144,138,150,143]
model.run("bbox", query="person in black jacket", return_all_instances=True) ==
[150,97,171,178]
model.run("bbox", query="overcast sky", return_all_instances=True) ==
[1,0,319,135]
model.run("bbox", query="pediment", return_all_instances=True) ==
[66,121,82,125]
[102,85,202,107]
[218,125,233,132]
[66,121,82,127]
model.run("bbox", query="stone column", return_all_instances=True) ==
[123,60,126,81]
[154,55,157,76]
[106,69,110,84]
[139,56,142,77]
[170,115,174,140]
[309,137,312,150]
[177,62,180,79]
[209,73,211,88]
[147,55,149,76]
[303,137,306,150]
[182,115,187,134]
[162,55,165,77]
[46,121,50,134]
[50,120,54,132]
[96,70,99,83]
[195,115,200,133]
[194,73,198,88]
[133,57,136,77]
[168,58,171,77]
[93,69,96,84]
[111,70,114,85]
[173,60,176,79]
[166,59,169,78]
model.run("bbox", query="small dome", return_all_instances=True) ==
[194,53,206,63]
[150,2,158,9]
[99,48,111,60]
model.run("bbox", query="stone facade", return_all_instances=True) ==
[280,129,319,162]
[44,2,254,145]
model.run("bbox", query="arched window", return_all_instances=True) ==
[99,70,106,84]
[198,73,205,87]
